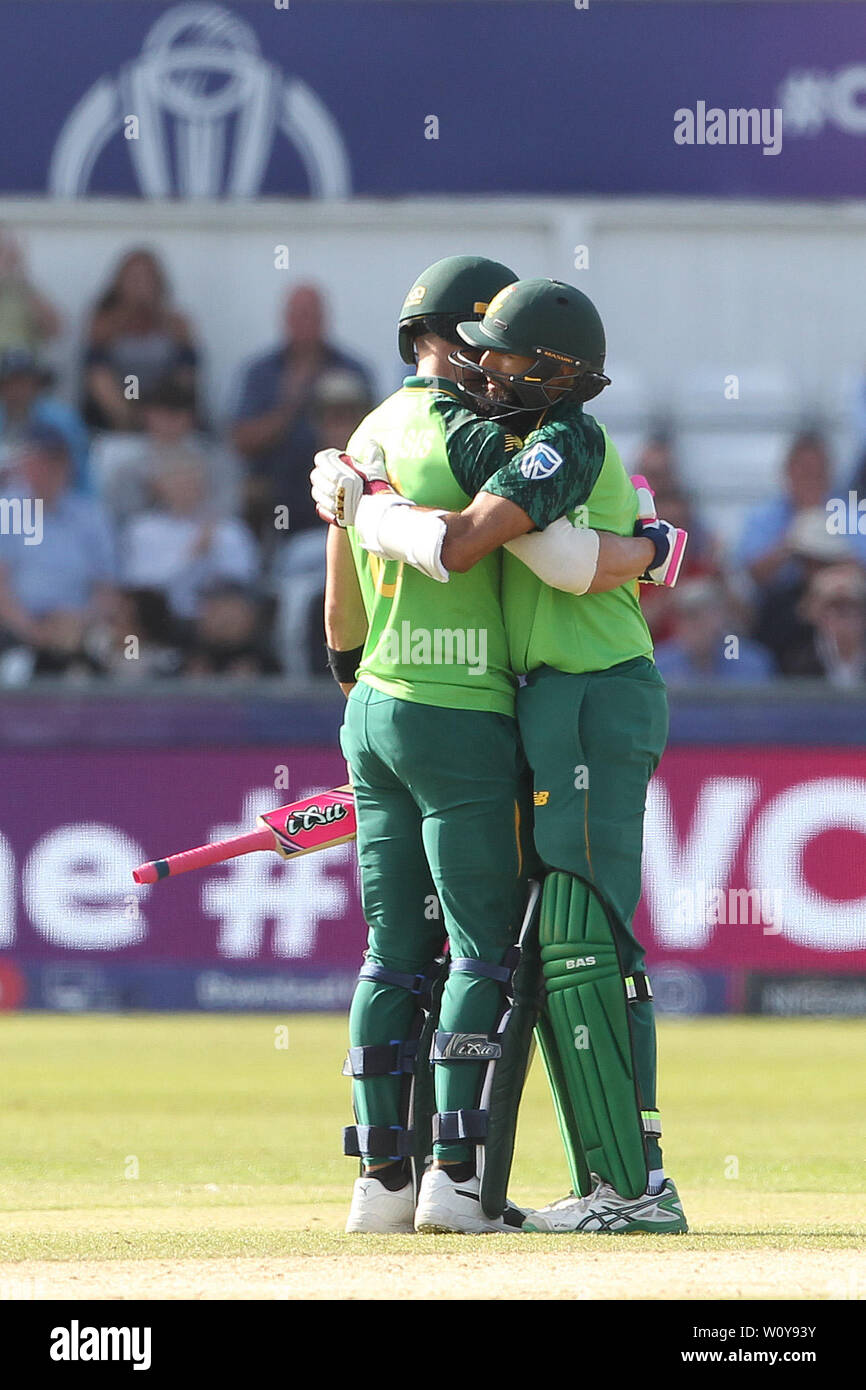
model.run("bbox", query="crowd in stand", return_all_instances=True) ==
[0,228,865,687]
[0,235,373,683]
[643,432,866,687]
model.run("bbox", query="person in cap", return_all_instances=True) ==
[0,348,90,491]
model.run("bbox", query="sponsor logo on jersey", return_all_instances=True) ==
[519,442,563,480]
[533,790,550,806]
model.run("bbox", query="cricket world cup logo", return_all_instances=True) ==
[49,3,351,198]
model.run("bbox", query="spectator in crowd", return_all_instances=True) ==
[639,481,723,644]
[82,249,200,432]
[654,578,774,684]
[313,368,373,451]
[628,435,728,644]
[183,582,280,677]
[632,434,679,494]
[100,380,239,524]
[84,587,182,680]
[733,431,834,590]
[751,508,855,672]
[0,428,117,675]
[0,226,61,352]
[777,563,866,685]
[268,367,372,676]
[230,284,374,540]
[845,441,866,567]
[0,349,91,490]
[121,455,258,622]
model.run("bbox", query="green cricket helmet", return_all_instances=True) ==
[454,277,610,417]
[397,254,518,365]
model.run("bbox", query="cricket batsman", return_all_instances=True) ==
[314,276,689,1234]
[314,262,683,1234]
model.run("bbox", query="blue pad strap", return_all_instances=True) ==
[432,1109,489,1143]
[343,1124,415,1159]
[449,958,511,985]
[358,960,440,998]
[342,1040,418,1078]
[431,1031,502,1062]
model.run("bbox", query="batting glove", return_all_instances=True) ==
[311,440,392,527]
[630,473,689,587]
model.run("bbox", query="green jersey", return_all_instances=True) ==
[480,399,654,676]
[345,376,519,716]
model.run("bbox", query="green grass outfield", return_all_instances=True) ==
[0,1014,864,1298]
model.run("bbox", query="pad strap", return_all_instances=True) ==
[641,1110,662,1138]
[343,1124,415,1159]
[432,1109,489,1143]
[342,1040,418,1078]
[625,972,654,1002]
[359,960,436,998]
[431,1031,503,1062]
[449,958,512,985]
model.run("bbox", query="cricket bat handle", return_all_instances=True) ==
[132,828,273,884]
[630,473,657,523]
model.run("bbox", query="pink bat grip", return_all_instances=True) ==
[132,827,273,884]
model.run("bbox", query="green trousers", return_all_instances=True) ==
[517,657,669,1170]
[340,682,534,1163]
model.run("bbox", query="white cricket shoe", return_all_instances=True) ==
[414,1168,527,1234]
[345,1174,415,1234]
[523,1175,688,1233]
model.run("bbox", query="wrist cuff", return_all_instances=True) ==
[635,522,670,576]
[326,644,364,684]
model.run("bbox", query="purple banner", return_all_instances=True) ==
[0,749,365,1005]
[2,740,864,1014]
[0,2,865,199]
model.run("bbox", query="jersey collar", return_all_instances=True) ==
[402,374,463,400]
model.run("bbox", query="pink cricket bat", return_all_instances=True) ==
[132,785,356,885]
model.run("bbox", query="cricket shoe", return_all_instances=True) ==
[414,1168,527,1234]
[345,1174,415,1234]
[523,1176,688,1234]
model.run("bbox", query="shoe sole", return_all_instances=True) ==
[523,1221,689,1234]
